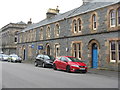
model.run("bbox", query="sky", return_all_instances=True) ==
[0,0,83,28]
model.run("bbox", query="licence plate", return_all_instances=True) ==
[80,68,85,70]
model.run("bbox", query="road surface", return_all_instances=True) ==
[1,61,118,88]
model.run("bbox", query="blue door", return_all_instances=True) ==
[92,44,98,68]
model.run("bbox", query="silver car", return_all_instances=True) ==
[8,54,22,63]
[0,54,9,61]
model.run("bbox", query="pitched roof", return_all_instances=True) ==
[16,21,26,24]
[22,0,120,32]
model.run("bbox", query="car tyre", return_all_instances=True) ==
[42,63,46,68]
[34,61,38,67]
[53,64,57,70]
[66,65,71,73]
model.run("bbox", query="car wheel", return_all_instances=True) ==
[66,65,71,73]
[42,63,46,68]
[34,61,38,67]
[53,64,57,70]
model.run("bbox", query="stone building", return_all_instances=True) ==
[17,0,120,70]
[0,21,28,55]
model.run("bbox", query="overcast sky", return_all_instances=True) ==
[0,0,83,28]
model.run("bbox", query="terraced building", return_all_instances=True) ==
[17,0,120,71]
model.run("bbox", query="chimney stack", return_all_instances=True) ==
[82,0,91,5]
[27,18,32,25]
[46,6,60,18]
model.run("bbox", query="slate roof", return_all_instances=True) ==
[22,0,120,32]
[16,21,26,24]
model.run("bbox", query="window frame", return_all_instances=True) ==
[117,8,120,26]
[73,20,77,33]
[92,14,97,30]
[110,41,116,62]
[46,26,51,38]
[110,10,116,27]
[40,28,43,40]
[55,24,60,37]
[77,18,82,32]
[72,42,82,59]
[109,40,120,63]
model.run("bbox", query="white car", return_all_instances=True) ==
[8,54,22,63]
[0,54,9,61]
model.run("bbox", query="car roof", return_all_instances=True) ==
[60,56,75,58]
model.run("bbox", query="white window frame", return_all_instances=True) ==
[92,14,97,30]
[110,10,116,27]
[117,8,120,26]
[110,41,116,63]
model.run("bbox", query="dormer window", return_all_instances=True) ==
[110,10,116,27]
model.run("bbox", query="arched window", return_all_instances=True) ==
[77,18,82,32]
[92,14,97,30]
[110,10,116,27]
[73,20,77,33]
[118,8,120,25]
[40,28,43,40]
[46,26,50,38]
[55,24,60,36]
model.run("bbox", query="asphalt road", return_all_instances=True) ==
[1,61,118,88]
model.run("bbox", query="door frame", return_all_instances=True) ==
[88,39,100,68]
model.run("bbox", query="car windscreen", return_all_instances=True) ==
[10,55,18,58]
[3,55,9,57]
[44,55,55,60]
[67,57,84,62]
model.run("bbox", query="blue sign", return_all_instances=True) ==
[31,45,34,48]
[38,46,43,50]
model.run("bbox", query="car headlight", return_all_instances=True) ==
[45,61,50,63]
[71,65,79,67]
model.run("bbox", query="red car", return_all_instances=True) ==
[53,56,87,73]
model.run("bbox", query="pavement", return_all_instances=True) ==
[88,68,119,78]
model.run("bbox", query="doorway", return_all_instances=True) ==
[46,45,50,55]
[92,43,98,68]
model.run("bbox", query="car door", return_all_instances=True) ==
[60,57,68,70]
[56,57,62,69]
[39,55,44,65]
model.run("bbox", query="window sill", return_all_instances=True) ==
[110,25,116,28]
